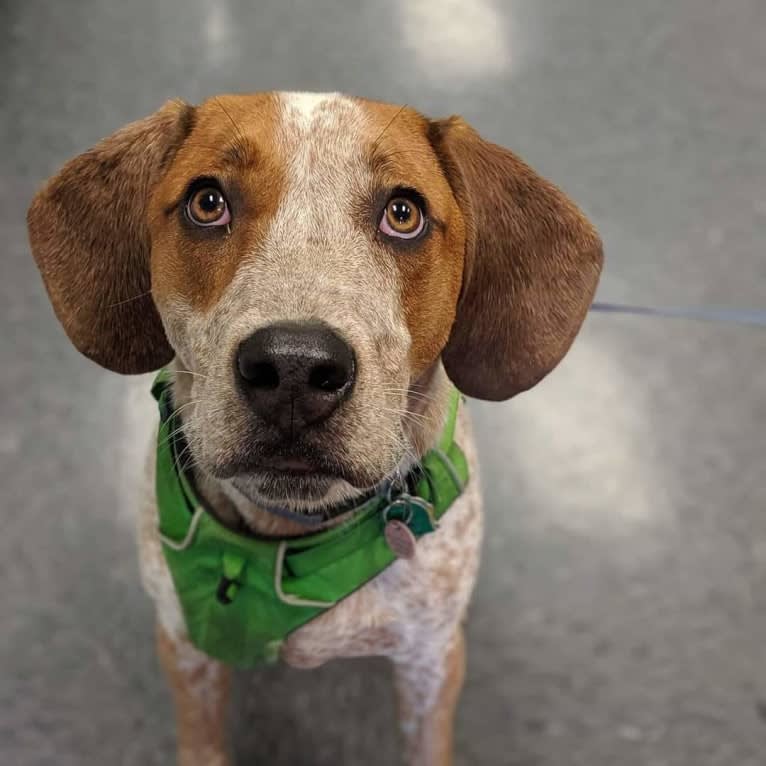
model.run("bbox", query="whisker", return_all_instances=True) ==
[172,138,248,154]
[382,388,439,405]
[380,406,433,424]
[391,393,438,405]
[371,104,408,152]
[383,386,438,397]
[179,451,199,475]
[157,421,194,451]
[107,290,153,308]
[167,399,201,420]
[213,97,251,158]
[156,400,201,449]
[173,441,196,475]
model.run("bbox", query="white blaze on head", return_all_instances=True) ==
[243,92,403,334]
[279,91,344,128]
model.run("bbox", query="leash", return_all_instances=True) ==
[590,301,766,328]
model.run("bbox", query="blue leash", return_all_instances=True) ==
[590,302,766,328]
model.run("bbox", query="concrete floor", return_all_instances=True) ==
[2,1,766,764]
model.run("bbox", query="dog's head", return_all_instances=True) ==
[28,93,602,510]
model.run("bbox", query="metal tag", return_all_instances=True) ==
[384,519,417,560]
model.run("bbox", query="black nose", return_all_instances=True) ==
[236,322,355,436]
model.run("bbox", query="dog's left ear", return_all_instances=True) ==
[429,117,603,400]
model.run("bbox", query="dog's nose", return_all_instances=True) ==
[236,322,355,435]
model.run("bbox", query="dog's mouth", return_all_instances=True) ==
[258,456,321,475]
[245,446,352,480]
[225,442,401,509]
[226,448,367,506]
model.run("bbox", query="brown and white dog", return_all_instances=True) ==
[27,92,602,766]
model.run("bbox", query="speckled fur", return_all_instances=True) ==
[135,93,483,766]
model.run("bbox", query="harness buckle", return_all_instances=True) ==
[216,551,246,605]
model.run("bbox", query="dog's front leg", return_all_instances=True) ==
[392,627,466,766]
[157,624,232,766]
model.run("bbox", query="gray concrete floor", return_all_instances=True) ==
[2,1,766,764]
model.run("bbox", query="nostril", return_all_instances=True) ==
[240,360,280,389]
[308,362,350,392]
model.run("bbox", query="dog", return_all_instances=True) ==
[27,92,602,766]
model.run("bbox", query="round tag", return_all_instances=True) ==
[384,519,417,559]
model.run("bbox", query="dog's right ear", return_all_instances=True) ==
[27,100,195,374]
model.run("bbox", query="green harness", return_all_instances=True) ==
[152,371,469,667]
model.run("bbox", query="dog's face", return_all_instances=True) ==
[28,92,602,510]
[148,94,466,506]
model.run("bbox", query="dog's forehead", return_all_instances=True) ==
[275,92,373,203]
[190,91,430,164]
[278,91,360,133]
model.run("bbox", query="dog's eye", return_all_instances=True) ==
[379,196,425,239]
[186,186,231,227]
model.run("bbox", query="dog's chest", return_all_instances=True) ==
[280,481,483,668]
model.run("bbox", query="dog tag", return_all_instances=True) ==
[384,520,417,559]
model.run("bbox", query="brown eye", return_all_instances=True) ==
[186,185,231,227]
[380,196,425,239]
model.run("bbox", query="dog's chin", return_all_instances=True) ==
[230,468,379,512]
[241,471,338,504]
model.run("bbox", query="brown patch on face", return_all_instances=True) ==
[356,100,466,379]
[149,94,286,312]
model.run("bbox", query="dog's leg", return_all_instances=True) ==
[157,624,232,766]
[392,627,466,766]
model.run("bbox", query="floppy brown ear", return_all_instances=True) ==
[430,117,603,400]
[27,100,195,374]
